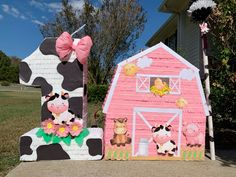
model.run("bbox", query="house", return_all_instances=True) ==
[103,42,209,160]
[146,0,204,75]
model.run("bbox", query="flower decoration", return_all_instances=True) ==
[150,78,171,97]
[199,22,209,34]
[176,98,188,109]
[124,63,138,76]
[41,119,56,134]
[56,124,69,137]
[69,122,82,136]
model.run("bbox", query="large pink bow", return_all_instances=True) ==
[55,32,93,64]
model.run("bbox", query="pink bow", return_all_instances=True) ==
[55,32,93,64]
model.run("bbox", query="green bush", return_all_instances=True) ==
[1,81,10,86]
[88,84,109,103]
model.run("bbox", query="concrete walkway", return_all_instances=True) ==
[6,150,236,177]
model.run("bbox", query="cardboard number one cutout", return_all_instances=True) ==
[18,31,103,161]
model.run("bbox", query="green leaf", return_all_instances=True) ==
[36,128,44,137]
[62,135,71,146]
[74,128,89,147]
[52,135,61,144]
[42,133,52,143]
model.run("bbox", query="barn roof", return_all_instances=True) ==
[103,42,209,116]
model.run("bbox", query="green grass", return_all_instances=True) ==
[0,90,102,177]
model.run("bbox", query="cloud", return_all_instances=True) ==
[32,19,44,26]
[2,4,20,18]
[29,0,84,13]
[180,69,195,81]
[1,4,27,20]
[0,14,3,20]
[137,56,153,68]
[29,0,44,10]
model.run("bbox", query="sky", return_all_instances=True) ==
[0,0,170,59]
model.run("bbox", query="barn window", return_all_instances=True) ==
[136,74,181,95]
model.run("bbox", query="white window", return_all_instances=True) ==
[136,74,181,95]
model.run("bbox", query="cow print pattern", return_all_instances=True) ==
[57,60,83,91]
[32,77,53,96]
[39,38,59,56]
[36,144,70,160]
[19,62,32,83]
[86,139,103,156]
[20,136,33,156]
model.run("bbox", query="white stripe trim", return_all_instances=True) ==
[103,66,122,113]
[195,72,210,116]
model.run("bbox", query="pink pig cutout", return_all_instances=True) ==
[182,122,204,147]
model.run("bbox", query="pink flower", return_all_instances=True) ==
[41,119,56,134]
[69,122,82,136]
[56,124,69,137]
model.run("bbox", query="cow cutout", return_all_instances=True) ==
[19,34,103,161]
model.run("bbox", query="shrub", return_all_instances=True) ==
[1,81,10,86]
[88,84,109,103]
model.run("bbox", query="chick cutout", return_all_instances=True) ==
[150,78,171,97]
[124,63,138,76]
[176,98,188,108]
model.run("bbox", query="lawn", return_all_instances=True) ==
[0,90,102,177]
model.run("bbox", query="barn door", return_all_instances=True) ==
[132,107,182,157]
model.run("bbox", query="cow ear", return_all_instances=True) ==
[114,119,117,123]
[124,117,127,122]
[45,94,51,101]
[151,126,156,133]
[63,93,69,99]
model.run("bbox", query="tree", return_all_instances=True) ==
[40,0,146,84]
[0,51,19,83]
[207,0,236,126]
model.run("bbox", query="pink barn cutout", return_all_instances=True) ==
[103,42,209,160]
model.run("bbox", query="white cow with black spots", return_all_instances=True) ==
[151,124,177,156]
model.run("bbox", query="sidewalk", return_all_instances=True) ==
[6,150,236,177]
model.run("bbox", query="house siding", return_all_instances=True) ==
[178,12,201,70]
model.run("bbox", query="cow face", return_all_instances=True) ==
[152,124,172,144]
[46,93,69,114]
[113,118,128,135]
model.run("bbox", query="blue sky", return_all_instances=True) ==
[0,0,170,59]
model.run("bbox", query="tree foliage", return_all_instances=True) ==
[0,51,19,83]
[40,0,146,84]
[208,0,236,126]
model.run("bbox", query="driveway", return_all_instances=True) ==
[6,150,236,177]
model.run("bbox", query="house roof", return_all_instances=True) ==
[159,0,189,13]
[103,42,209,116]
[146,14,177,47]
